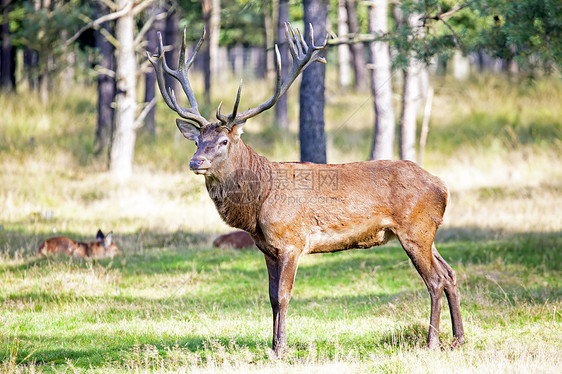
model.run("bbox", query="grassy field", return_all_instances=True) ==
[0,74,561,373]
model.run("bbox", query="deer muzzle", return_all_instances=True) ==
[189,157,210,174]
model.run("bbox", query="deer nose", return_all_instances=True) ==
[189,158,205,170]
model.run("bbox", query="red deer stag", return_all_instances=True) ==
[148,24,464,356]
[37,230,119,259]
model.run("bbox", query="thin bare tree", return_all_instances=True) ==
[202,0,220,105]
[337,0,351,89]
[368,0,396,160]
[67,0,158,179]
[396,6,425,162]
[274,0,290,130]
[143,3,166,136]
[345,0,367,91]
[94,2,115,159]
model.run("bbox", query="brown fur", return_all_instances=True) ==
[213,231,256,249]
[36,230,119,259]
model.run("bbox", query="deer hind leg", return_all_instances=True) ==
[396,233,447,349]
[432,244,465,347]
[396,230,465,349]
[264,251,301,357]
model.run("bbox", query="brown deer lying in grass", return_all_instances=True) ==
[213,231,256,249]
[37,230,119,259]
[148,23,465,356]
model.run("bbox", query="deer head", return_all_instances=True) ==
[147,24,328,178]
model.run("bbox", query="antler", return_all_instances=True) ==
[217,23,328,128]
[147,27,210,128]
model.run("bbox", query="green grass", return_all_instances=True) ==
[0,73,561,372]
[0,232,560,372]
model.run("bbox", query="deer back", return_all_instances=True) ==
[37,237,79,257]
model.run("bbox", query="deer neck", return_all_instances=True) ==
[204,142,272,234]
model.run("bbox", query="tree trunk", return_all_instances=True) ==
[144,4,165,136]
[59,49,75,95]
[0,0,14,91]
[299,0,328,164]
[94,3,115,159]
[263,0,274,74]
[110,0,137,180]
[202,0,220,106]
[210,0,221,83]
[368,0,395,160]
[337,0,351,89]
[38,54,50,104]
[345,0,367,91]
[452,50,470,81]
[23,49,38,90]
[399,65,421,161]
[398,11,424,162]
[37,0,51,103]
[274,0,289,130]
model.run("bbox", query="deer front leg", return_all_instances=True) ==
[264,251,300,357]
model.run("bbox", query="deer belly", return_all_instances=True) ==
[306,218,395,254]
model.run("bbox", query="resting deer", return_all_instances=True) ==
[37,230,119,259]
[213,231,256,249]
[148,23,464,356]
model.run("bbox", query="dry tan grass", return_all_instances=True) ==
[437,147,562,237]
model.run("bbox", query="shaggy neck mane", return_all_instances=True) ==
[204,142,272,234]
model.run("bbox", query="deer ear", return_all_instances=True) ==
[96,229,104,241]
[176,118,201,141]
[229,122,245,140]
[104,232,113,247]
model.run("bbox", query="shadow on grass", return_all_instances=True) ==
[0,334,266,369]
[0,320,437,369]
[1,227,560,268]
[1,323,431,369]
[377,322,428,349]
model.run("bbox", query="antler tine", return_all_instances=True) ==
[216,80,244,128]
[292,24,305,57]
[146,33,175,111]
[232,80,243,119]
[147,28,209,128]
[285,23,298,62]
[173,27,205,115]
[277,23,327,98]
[216,102,228,125]
[309,23,329,60]
[308,23,316,48]
[221,23,326,127]
[186,26,206,70]
[168,87,204,120]
[296,27,308,55]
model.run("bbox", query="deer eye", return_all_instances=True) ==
[221,139,228,146]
